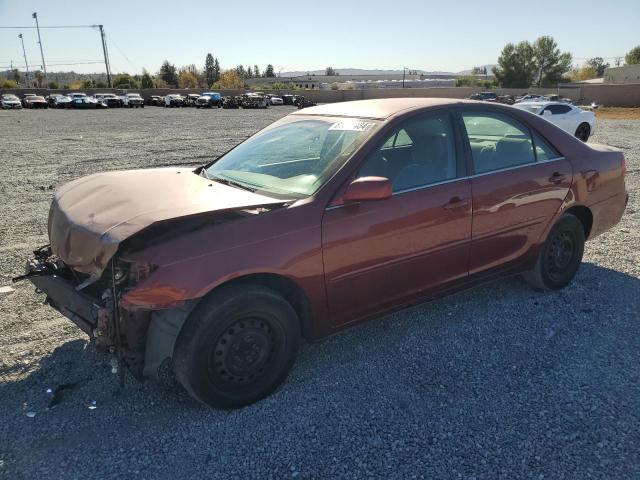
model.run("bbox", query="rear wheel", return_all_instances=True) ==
[523,213,585,291]
[173,284,300,409]
[575,123,590,142]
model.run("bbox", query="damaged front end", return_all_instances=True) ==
[15,245,158,380]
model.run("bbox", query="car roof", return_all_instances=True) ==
[516,101,572,107]
[291,98,476,120]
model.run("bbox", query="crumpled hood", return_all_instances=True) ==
[48,167,286,277]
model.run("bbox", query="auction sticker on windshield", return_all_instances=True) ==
[329,119,375,132]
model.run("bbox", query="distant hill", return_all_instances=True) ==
[279,68,458,77]
[0,70,107,87]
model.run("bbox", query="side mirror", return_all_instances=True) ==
[342,176,392,203]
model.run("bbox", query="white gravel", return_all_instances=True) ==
[0,108,638,479]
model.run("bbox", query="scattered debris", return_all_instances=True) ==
[86,400,97,410]
[25,411,36,418]
[47,378,90,409]
[0,286,15,295]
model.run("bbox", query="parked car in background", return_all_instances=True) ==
[164,94,184,107]
[513,101,596,141]
[122,93,144,108]
[222,96,241,109]
[269,95,284,105]
[497,95,515,105]
[1,94,23,109]
[16,98,627,409]
[68,92,88,101]
[146,95,164,106]
[469,91,498,102]
[196,92,223,108]
[296,96,317,109]
[69,97,108,109]
[515,94,547,104]
[21,93,37,107]
[183,94,201,107]
[24,95,49,109]
[241,93,268,109]
[95,93,123,108]
[281,94,296,105]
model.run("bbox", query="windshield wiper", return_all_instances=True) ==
[210,175,256,192]
[199,166,210,180]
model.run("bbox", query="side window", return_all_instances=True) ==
[533,132,560,161]
[462,112,535,174]
[358,112,457,192]
[545,104,572,115]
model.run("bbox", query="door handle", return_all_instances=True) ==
[444,196,469,210]
[549,172,567,184]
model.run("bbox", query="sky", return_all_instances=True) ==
[1,0,639,76]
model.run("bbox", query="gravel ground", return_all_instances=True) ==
[0,107,638,479]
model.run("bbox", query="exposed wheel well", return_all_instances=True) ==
[210,273,313,339]
[565,205,593,239]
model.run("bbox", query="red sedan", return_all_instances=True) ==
[20,99,628,408]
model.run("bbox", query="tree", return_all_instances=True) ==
[216,69,245,89]
[264,64,275,77]
[179,69,198,88]
[11,69,22,85]
[471,66,487,75]
[141,69,154,88]
[247,66,253,78]
[532,36,572,86]
[325,66,336,76]
[34,70,45,88]
[625,45,640,65]
[159,60,178,87]
[1,79,18,88]
[113,73,139,89]
[205,53,215,85]
[493,41,536,88]
[213,58,221,83]
[493,36,571,88]
[48,80,59,89]
[586,57,610,77]
[96,80,107,88]
[253,65,260,78]
[569,65,598,82]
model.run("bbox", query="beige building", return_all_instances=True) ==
[604,65,640,84]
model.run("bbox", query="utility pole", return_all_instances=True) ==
[32,12,47,80]
[97,25,112,87]
[402,67,406,88]
[18,33,30,87]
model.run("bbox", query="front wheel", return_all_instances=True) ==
[523,213,585,291]
[173,284,301,409]
[575,123,591,142]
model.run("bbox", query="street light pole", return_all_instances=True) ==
[98,25,112,87]
[18,33,30,87]
[402,67,406,89]
[32,12,47,81]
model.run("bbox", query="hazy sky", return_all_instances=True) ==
[1,0,638,75]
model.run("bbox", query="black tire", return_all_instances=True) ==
[523,213,585,291]
[173,284,300,409]
[575,123,590,142]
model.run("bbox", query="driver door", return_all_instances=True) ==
[321,110,472,327]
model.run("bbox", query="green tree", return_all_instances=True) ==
[247,66,253,78]
[159,60,178,87]
[569,65,598,82]
[586,57,610,77]
[471,66,487,75]
[253,65,260,78]
[48,80,59,89]
[11,69,21,85]
[205,53,216,86]
[96,80,107,88]
[113,73,140,89]
[493,41,536,88]
[213,58,221,83]
[264,64,275,77]
[236,65,246,78]
[493,36,571,88]
[532,36,572,86]
[325,66,336,76]
[141,69,154,88]
[1,79,18,88]
[625,45,640,65]
[34,70,45,88]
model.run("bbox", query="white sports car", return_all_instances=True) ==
[513,101,595,142]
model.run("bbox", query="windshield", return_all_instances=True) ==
[514,104,543,114]
[4,95,18,100]
[205,116,379,198]
[128,94,141,97]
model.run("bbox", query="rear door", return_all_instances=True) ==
[460,110,572,274]
[322,110,472,326]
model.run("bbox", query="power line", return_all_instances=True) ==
[0,61,104,68]
[0,25,98,29]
